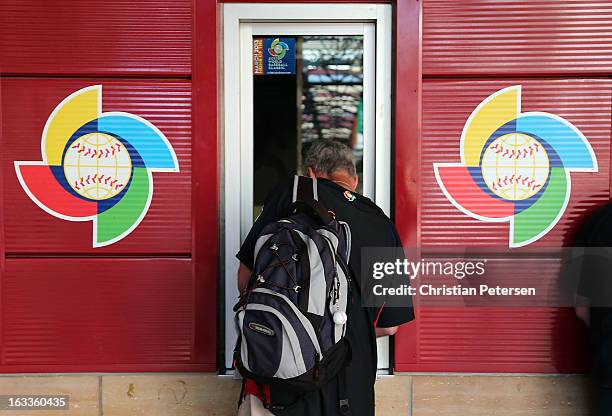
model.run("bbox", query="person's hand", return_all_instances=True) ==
[237,263,252,294]
[575,294,590,326]
[375,326,398,337]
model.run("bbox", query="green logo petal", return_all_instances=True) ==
[95,168,151,247]
[511,167,568,247]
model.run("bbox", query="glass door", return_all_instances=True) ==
[250,25,374,220]
[240,22,376,229]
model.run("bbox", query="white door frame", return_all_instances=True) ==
[222,3,392,370]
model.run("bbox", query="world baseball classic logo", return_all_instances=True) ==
[434,85,597,247]
[15,85,179,247]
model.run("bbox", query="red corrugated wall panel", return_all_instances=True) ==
[2,79,192,254]
[1,259,195,371]
[396,0,609,373]
[0,0,192,76]
[423,1,612,76]
[0,0,218,372]
[396,257,590,373]
[396,307,589,373]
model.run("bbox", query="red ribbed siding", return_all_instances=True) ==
[397,307,589,373]
[0,0,217,372]
[423,1,612,76]
[396,257,590,373]
[0,0,192,76]
[3,259,193,369]
[395,1,609,372]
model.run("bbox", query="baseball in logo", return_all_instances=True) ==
[15,85,179,247]
[63,133,132,200]
[268,38,288,60]
[434,85,597,247]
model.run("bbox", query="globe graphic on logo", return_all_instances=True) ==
[63,132,132,200]
[480,133,550,201]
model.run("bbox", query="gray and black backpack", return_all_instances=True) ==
[234,175,353,400]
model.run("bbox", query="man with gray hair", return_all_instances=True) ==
[302,139,359,189]
[237,139,414,415]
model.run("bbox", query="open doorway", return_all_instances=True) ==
[223,4,392,371]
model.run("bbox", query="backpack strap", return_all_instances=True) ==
[291,175,334,224]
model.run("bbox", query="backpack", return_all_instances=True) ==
[234,175,353,396]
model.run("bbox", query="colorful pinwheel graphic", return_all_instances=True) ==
[15,85,179,247]
[434,85,597,247]
[268,38,289,60]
